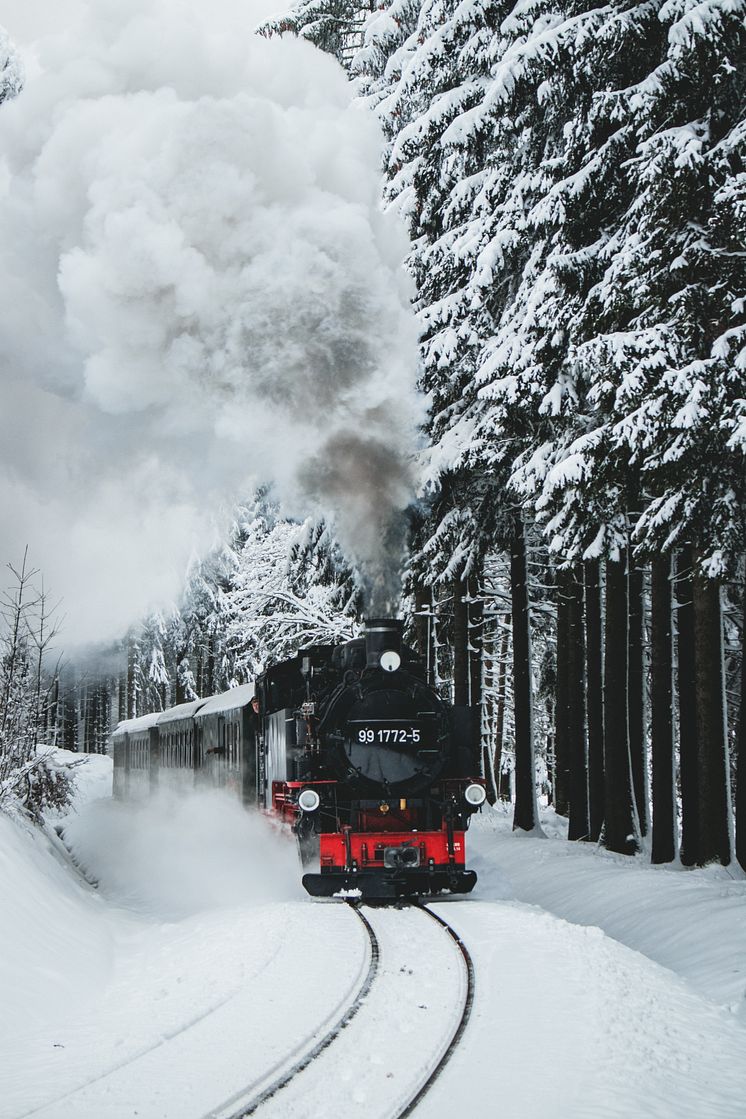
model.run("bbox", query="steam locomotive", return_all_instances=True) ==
[260,618,484,898]
[112,619,485,899]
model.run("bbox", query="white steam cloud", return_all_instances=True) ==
[0,0,421,643]
[63,790,303,917]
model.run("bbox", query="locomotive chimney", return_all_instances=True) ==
[364,618,404,669]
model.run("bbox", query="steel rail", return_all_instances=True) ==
[215,903,380,1119]
[213,900,473,1119]
[393,903,475,1118]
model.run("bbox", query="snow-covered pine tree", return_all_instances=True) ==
[225,495,358,679]
[0,26,23,105]
[352,0,422,108]
[536,0,746,863]
[130,613,170,714]
[259,0,373,70]
[375,0,666,841]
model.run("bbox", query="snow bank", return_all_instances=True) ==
[0,771,312,1118]
[426,898,746,1119]
[0,0,420,642]
[0,812,113,1042]
[0,794,351,1119]
[471,805,746,1018]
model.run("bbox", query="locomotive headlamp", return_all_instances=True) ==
[380,650,401,673]
[298,788,321,813]
[464,783,487,807]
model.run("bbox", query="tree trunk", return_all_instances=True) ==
[481,624,498,804]
[83,684,96,753]
[692,567,732,865]
[118,668,127,722]
[127,635,138,719]
[554,569,570,817]
[468,567,484,762]
[61,683,77,752]
[47,677,60,747]
[603,554,638,854]
[677,547,699,866]
[494,619,510,801]
[628,562,647,835]
[452,571,469,707]
[206,635,215,696]
[511,516,539,833]
[651,555,676,864]
[100,681,111,753]
[414,581,435,685]
[736,602,745,871]
[567,564,589,840]
[585,558,605,841]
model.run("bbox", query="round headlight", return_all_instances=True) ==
[464,783,486,807]
[298,788,321,813]
[380,650,401,673]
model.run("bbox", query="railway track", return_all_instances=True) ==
[19,901,369,1119]
[396,905,474,1118]
[208,905,380,1119]
[214,901,474,1119]
[19,898,472,1119]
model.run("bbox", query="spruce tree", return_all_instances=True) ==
[260,0,373,70]
[0,27,23,106]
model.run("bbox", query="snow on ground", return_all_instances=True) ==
[469,804,746,1018]
[423,898,746,1119]
[2,772,745,1119]
[0,768,366,1119]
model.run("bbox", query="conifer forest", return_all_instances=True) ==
[2,0,745,873]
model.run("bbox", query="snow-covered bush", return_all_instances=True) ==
[0,552,72,817]
[19,750,77,821]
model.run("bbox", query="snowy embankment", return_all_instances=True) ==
[2,765,746,1119]
[405,806,746,1119]
[470,805,746,1018]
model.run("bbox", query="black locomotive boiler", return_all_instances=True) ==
[257,618,486,899]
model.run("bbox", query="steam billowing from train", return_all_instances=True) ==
[0,0,421,640]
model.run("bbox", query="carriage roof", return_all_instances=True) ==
[112,711,161,737]
[112,683,255,738]
[193,683,255,719]
[156,698,209,725]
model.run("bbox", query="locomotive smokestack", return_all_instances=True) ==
[364,618,404,669]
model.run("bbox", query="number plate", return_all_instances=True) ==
[350,723,422,745]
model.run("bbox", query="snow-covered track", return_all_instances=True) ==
[209,903,380,1119]
[242,901,473,1119]
[16,902,372,1119]
[395,904,475,1118]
